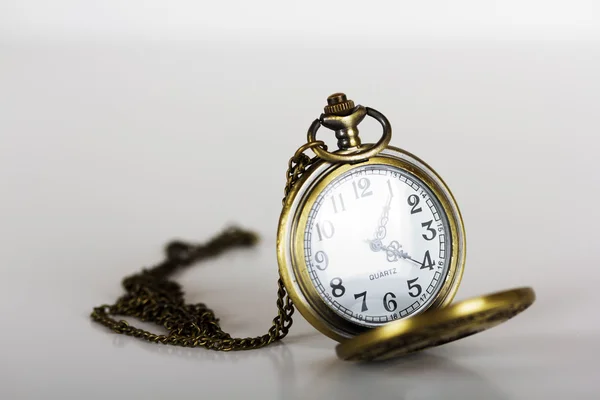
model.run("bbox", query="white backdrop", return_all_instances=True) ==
[1,2,599,399]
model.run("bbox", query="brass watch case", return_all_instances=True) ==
[277,145,466,342]
[336,287,536,361]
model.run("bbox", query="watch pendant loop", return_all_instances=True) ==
[307,94,392,164]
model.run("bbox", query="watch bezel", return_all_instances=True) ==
[277,145,466,342]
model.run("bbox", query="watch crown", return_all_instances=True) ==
[324,93,355,115]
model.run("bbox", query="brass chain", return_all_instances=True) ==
[90,140,326,351]
[283,140,327,205]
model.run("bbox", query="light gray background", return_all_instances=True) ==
[1,2,599,399]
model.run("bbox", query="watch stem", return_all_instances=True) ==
[321,93,366,150]
[324,93,356,116]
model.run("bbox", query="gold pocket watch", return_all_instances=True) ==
[276,93,535,360]
[91,92,534,361]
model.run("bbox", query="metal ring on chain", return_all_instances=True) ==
[307,107,392,163]
[293,140,328,160]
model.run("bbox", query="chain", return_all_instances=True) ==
[90,140,326,351]
[283,140,327,205]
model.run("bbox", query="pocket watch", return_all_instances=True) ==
[91,92,534,362]
[276,93,535,360]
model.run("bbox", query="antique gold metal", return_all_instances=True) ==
[277,146,466,342]
[91,227,295,351]
[307,93,392,163]
[323,93,355,115]
[321,93,365,149]
[290,140,328,165]
[91,92,535,362]
[89,137,335,351]
[335,287,536,361]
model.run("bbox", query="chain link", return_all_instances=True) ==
[283,140,326,205]
[91,141,326,351]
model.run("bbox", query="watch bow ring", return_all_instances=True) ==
[306,93,392,163]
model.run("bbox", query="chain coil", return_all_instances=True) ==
[91,141,326,351]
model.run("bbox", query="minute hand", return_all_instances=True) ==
[378,241,421,266]
[372,180,394,242]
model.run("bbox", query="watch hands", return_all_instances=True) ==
[371,180,394,244]
[365,181,420,266]
[366,239,421,266]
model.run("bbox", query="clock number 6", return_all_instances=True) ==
[383,292,397,312]
[407,278,422,298]
[330,278,345,298]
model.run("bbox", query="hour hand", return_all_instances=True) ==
[366,239,420,266]
[381,240,410,262]
[365,238,398,256]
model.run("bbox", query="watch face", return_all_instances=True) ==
[304,164,452,327]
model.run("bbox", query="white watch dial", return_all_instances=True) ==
[304,164,451,327]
